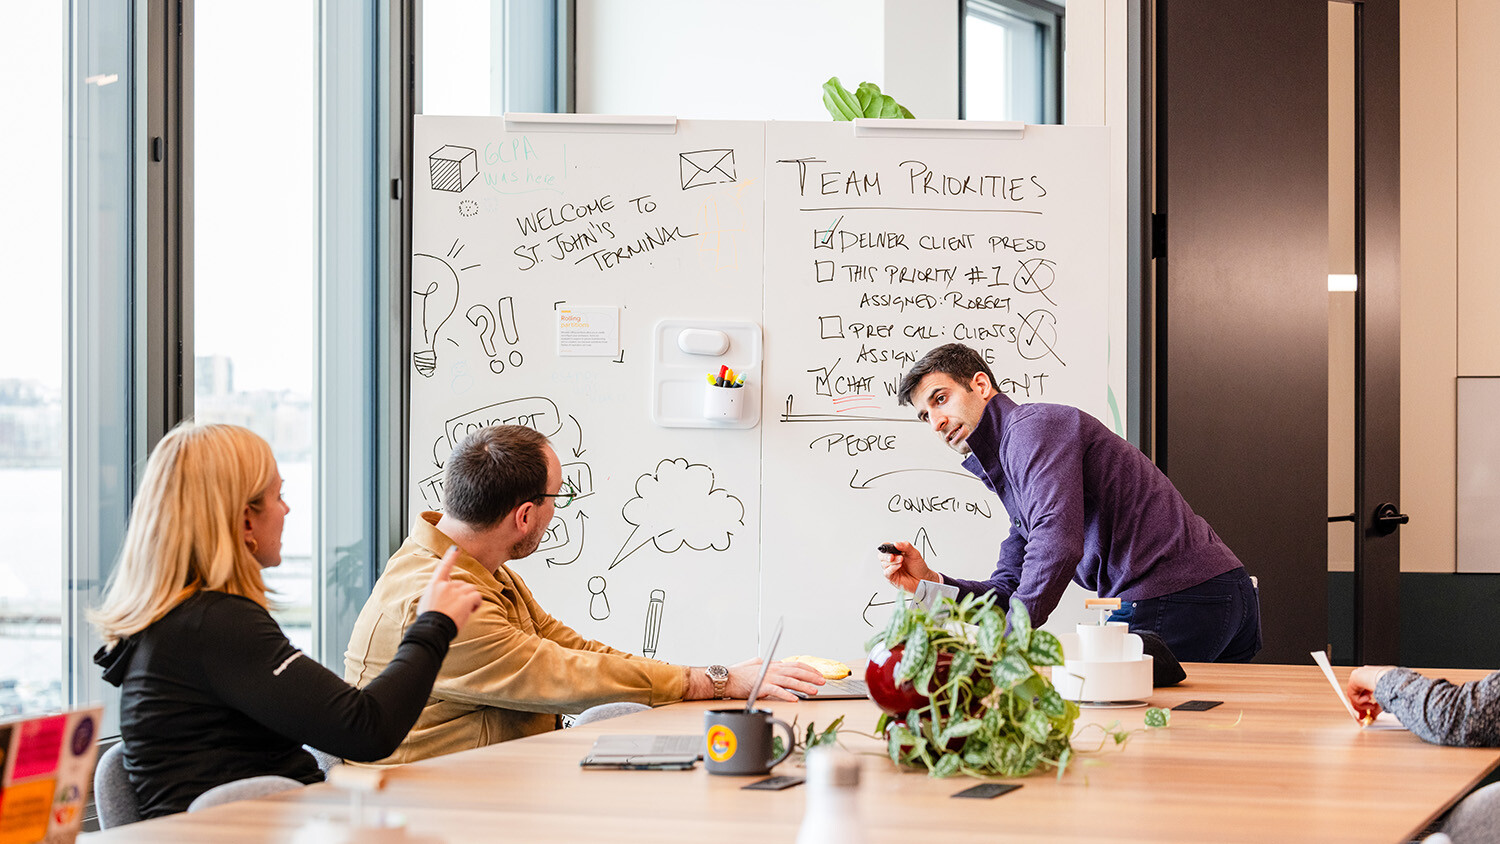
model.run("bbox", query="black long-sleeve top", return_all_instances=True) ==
[95,590,456,818]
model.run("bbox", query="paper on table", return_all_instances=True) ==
[1310,650,1406,730]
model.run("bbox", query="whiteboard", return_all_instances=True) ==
[410,117,766,664]
[760,122,1109,657]
[409,116,1109,665]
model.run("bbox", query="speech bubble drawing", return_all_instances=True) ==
[610,458,745,569]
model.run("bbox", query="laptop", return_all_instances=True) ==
[580,734,702,769]
[791,675,869,701]
[0,705,103,844]
[580,620,791,769]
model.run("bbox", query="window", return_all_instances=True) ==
[421,0,563,115]
[0,1,135,722]
[962,0,1064,124]
[0,3,67,719]
[194,2,318,652]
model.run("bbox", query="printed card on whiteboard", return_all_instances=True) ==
[557,307,619,356]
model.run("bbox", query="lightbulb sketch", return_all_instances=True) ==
[412,241,477,378]
[610,458,745,569]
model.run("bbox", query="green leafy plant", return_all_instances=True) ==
[821,77,915,121]
[771,715,845,763]
[1075,708,1171,753]
[868,594,1078,779]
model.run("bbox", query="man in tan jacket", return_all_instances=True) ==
[345,424,823,764]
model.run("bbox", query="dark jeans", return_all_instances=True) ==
[1108,568,1262,663]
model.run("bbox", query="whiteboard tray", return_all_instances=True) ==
[651,319,761,429]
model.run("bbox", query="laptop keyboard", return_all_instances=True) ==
[790,677,869,699]
[650,734,704,755]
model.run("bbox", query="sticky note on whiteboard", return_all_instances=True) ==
[558,307,619,356]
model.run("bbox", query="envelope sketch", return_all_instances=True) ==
[679,149,736,190]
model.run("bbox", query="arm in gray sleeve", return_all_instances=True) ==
[1375,667,1500,747]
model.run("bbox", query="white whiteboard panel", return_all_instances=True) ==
[410,117,766,664]
[1459,377,1500,572]
[760,123,1111,659]
[408,117,1111,666]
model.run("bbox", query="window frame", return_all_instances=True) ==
[959,0,1066,125]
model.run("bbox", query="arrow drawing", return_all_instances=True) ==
[432,435,448,468]
[570,414,587,458]
[545,511,589,567]
[863,592,897,627]
[849,468,981,489]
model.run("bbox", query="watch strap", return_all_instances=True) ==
[708,664,729,699]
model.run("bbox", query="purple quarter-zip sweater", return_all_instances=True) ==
[942,392,1243,626]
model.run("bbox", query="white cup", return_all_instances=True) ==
[1075,621,1129,662]
[703,384,744,421]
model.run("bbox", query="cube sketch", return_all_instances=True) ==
[430,145,478,192]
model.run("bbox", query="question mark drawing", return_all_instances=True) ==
[466,304,498,359]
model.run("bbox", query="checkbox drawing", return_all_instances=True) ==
[813,229,836,249]
[814,261,835,283]
[819,316,845,340]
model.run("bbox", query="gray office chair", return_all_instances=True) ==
[93,742,142,829]
[567,702,651,727]
[305,746,343,776]
[186,775,304,813]
[1427,782,1500,844]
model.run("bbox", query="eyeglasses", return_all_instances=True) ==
[537,478,578,509]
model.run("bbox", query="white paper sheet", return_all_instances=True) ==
[1311,650,1406,730]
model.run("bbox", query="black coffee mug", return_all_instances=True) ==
[703,708,794,775]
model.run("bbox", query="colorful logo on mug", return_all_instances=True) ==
[706,724,738,762]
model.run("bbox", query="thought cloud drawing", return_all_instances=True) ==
[610,458,745,569]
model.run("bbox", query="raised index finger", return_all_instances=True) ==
[431,545,461,583]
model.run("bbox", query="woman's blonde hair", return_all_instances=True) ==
[92,422,278,649]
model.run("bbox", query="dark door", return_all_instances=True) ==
[1154,0,1332,663]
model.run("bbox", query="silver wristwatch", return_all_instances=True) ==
[706,664,730,699]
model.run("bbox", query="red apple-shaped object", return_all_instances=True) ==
[866,642,953,715]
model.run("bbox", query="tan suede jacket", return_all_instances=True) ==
[344,513,687,764]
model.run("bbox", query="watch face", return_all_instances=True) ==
[708,665,729,680]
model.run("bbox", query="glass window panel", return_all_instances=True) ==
[964,0,1060,125]
[194,2,317,652]
[0,2,66,718]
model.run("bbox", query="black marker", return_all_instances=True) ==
[878,543,899,555]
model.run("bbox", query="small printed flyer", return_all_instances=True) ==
[557,307,619,357]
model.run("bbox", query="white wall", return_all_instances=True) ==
[576,0,885,119]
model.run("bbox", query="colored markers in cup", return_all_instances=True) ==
[706,365,745,387]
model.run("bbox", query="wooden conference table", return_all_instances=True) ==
[86,663,1500,843]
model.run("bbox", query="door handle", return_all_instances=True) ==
[1328,513,1356,523]
[1372,502,1409,534]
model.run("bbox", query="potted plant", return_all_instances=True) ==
[866,593,1079,778]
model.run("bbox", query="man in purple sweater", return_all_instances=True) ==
[881,343,1261,662]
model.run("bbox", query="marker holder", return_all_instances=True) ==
[703,383,745,421]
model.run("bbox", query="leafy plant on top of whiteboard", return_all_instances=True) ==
[821,77,915,120]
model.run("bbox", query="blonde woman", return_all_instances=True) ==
[92,423,480,819]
